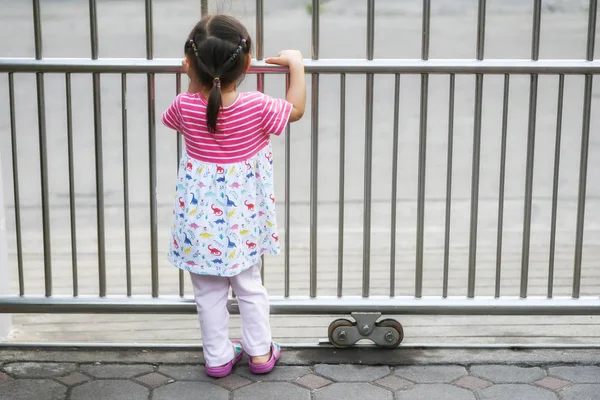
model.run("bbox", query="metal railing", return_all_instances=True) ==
[0,0,599,346]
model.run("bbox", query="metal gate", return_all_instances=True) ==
[0,0,599,348]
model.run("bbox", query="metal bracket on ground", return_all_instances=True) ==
[327,312,404,348]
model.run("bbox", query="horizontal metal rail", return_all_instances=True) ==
[1,296,600,315]
[1,58,599,74]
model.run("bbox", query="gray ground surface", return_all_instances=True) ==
[0,0,599,345]
[1,348,600,400]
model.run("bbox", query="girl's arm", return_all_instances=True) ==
[265,50,306,122]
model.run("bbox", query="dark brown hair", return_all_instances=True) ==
[184,15,252,133]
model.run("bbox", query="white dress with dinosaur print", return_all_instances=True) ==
[162,91,292,276]
[169,144,280,276]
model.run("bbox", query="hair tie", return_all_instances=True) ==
[229,38,247,62]
[213,77,221,88]
[189,40,200,57]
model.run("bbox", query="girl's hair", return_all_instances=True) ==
[184,15,252,132]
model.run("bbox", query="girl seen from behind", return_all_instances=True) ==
[161,15,305,378]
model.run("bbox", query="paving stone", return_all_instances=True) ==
[535,376,570,391]
[454,376,493,391]
[394,384,475,400]
[315,383,393,399]
[549,366,600,383]
[394,365,467,383]
[215,374,253,390]
[559,384,600,400]
[478,384,557,400]
[134,372,173,388]
[315,364,390,382]
[374,375,414,391]
[55,371,92,386]
[71,380,149,400]
[294,374,332,390]
[236,366,310,381]
[0,379,67,400]
[159,364,215,381]
[234,382,310,400]
[0,371,13,382]
[3,362,77,378]
[154,381,229,400]
[471,365,546,383]
[80,363,154,379]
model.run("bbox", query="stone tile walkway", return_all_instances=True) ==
[2,351,600,400]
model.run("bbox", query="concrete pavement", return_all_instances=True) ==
[1,348,600,399]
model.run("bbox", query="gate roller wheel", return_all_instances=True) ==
[376,319,404,348]
[328,318,354,348]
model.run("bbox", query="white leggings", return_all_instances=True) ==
[190,262,272,366]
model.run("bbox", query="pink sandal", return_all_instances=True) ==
[205,340,244,378]
[248,342,281,375]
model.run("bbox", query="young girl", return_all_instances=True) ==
[161,15,305,378]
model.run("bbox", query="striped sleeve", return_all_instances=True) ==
[260,93,293,136]
[161,95,183,131]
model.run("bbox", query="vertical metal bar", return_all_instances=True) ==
[309,0,320,298]
[415,91,428,298]
[312,0,319,59]
[121,74,132,297]
[32,0,52,297]
[284,74,291,298]
[476,0,487,60]
[468,80,483,299]
[573,0,597,298]
[573,78,594,298]
[92,87,105,298]
[362,0,375,298]
[585,0,597,62]
[521,0,542,299]
[88,0,106,297]
[337,74,346,298]
[89,0,99,59]
[65,73,78,297]
[256,0,264,93]
[200,0,208,17]
[495,74,510,298]
[416,0,430,298]
[145,0,159,298]
[362,74,374,297]
[467,0,487,299]
[145,0,153,60]
[531,0,542,62]
[8,74,24,296]
[309,96,319,295]
[175,73,184,297]
[442,74,455,299]
[366,0,375,59]
[389,74,400,298]
[548,75,565,299]
[421,0,430,61]
[32,0,42,60]
[255,0,264,58]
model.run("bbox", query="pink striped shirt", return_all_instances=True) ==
[161,91,293,163]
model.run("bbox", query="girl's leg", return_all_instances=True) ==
[189,272,235,367]
[229,262,272,360]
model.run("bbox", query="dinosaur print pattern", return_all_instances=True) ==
[168,144,280,276]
